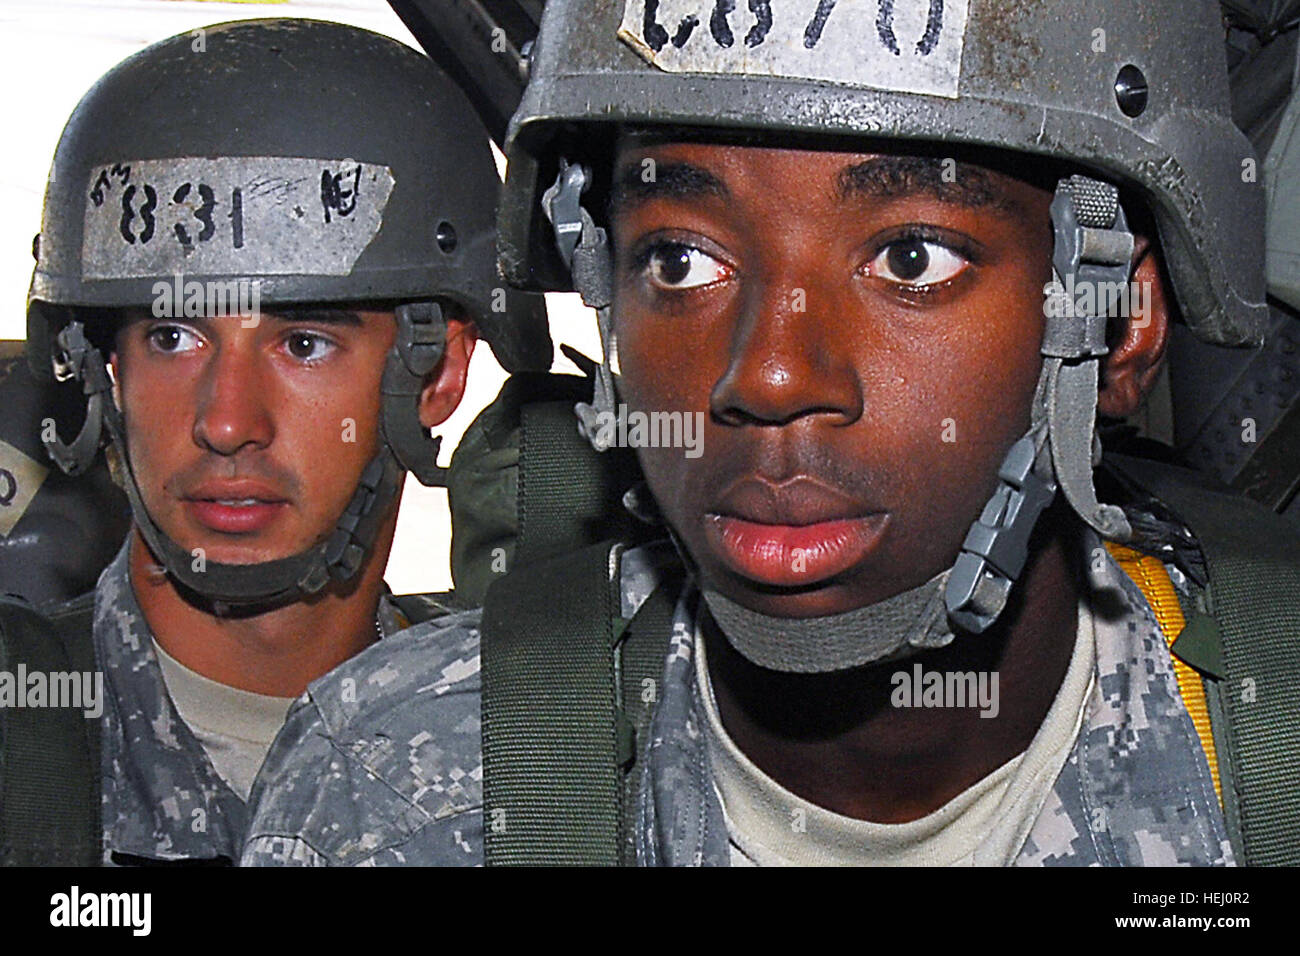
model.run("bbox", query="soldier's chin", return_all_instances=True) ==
[142,516,317,574]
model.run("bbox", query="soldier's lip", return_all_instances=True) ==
[182,482,290,534]
[183,480,289,503]
[184,499,288,534]
[703,513,890,586]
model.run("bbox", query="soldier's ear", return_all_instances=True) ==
[108,350,122,411]
[418,308,477,429]
[1097,235,1170,419]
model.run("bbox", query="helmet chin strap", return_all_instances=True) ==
[945,175,1136,634]
[42,302,449,611]
[543,160,618,448]
[546,163,1136,672]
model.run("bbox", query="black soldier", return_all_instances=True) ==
[243,0,1298,866]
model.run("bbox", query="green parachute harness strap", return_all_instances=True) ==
[516,387,644,569]
[466,371,673,864]
[481,537,678,865]
[1107,454,1300,867]
[0,594,98,866]
[481,540,622,865]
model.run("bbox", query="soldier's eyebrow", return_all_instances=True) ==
[267,309,365,326]
[611,161,731,212]
[837,156,1020,215]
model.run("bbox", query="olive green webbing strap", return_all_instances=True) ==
[1107,454,1300,865]
[480,538,680,866]
[0,594,99,865]
[481,541,623,865]
[516,400,637,567]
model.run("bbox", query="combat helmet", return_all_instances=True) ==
[496,0,1267,648]
[27,18,550,609]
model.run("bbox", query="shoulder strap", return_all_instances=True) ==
[0,592,99,866]
[1106,453,1300,866]
[481,541,621,865]
[480,540,678,865]
[1103,542,1222,800]
[515,387,646,567]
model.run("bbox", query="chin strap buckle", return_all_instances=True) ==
[322,453,398,583]
[380,302,448,486]
[544,161,619,451]
[543,159,590,271]
[51,320,91,383]
[42,321,110,477]
[945,435,1057,634]
[1043,175,1135,542]
[1042,175,1135,360]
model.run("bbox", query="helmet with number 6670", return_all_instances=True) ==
[495,0,1268,640]
[500,0,1265,347]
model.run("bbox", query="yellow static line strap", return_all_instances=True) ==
[1104,542,1221,803]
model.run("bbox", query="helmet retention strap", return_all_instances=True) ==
[945,174,1136,633]
[544,160,619,449]
[381,300,449,486]
[41,323,408,610]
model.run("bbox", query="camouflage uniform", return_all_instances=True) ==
[242,535,1231,866]
[84,540,406,865]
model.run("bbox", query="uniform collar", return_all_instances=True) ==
[94,541,246,864]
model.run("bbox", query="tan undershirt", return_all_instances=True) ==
[696,592,1096,866]
[153,639,297,802]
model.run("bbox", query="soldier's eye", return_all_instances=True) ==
[283,331,337,362]
[867,236,969,288]
[146,325,202,354]
[640,241,731,290]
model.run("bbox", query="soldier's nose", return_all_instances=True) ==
[192,342,274,455]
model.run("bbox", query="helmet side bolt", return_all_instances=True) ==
[436,221,458,254]
[1115,64,1148,117]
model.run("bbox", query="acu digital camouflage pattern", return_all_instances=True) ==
[91,543,244,864]
[14,539,410,865]
[242,536,1231,866]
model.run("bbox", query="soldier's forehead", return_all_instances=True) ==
[611,137,1030,217]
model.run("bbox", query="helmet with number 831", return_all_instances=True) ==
[25,18,551,610]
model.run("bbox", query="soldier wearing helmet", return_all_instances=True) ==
[244,0,1296,866]
[0,17,548,865]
